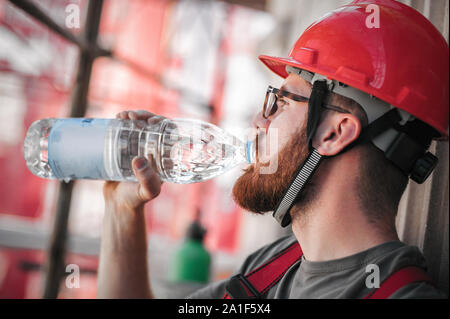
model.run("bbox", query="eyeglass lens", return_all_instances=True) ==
[264,92,278,118]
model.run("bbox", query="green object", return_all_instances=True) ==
[169,221,211,283]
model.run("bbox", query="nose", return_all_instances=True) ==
[252,111,271,133]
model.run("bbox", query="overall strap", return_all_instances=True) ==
[223,241,302,299]
[223,242,433,299]
[364,266,433,299]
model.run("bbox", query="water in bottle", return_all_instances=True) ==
[23,117,255,184]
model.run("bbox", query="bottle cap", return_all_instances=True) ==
[246,140,255,164]
[186,220,206,242]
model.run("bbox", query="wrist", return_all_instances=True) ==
[103,201,147,239]
[101,200,148,254]
[105,199,145,217]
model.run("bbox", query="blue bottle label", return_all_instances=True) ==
[48,118,111,180]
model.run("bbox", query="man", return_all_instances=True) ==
[97,0,448,298]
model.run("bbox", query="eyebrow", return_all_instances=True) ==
[275,85,351,114]
[280,85,296,93]
[279,85,308,98]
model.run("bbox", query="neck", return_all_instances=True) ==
[290,160,399,262]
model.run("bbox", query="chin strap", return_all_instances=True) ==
[272,148,323,227]
[306,80,329,150]
[272,80,329,227]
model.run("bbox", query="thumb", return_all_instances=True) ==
[132,156,162,203]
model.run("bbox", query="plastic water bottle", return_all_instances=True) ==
[23,117,255,184]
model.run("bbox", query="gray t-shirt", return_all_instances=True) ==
[187,235,446,299]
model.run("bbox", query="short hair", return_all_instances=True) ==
[327,92,408,233]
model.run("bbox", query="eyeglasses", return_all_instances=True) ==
[262,85,350,119]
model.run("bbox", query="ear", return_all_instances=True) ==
[312,112,362,156]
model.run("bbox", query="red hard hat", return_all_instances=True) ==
[259,0,449,138]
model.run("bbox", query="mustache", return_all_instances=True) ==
[232,122,310,214]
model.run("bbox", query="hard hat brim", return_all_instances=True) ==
[258,54,448,139]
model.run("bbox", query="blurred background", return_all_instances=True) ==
[0,0,448,299]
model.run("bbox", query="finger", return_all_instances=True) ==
[147,115,165,126]
[116,111,129,120]
[136,110,156,118]
[132,156,162,202]
[128,111,157,129]
[128,110,156,121]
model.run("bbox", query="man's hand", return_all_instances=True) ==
[103,110,164,211]
[98,110,165,299]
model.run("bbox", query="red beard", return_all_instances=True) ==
[232,122,312,215]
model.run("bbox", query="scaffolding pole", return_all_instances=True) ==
[36,0,103,299]
[8,0,85,49]
[5,0,232,299]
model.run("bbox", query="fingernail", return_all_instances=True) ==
[134,157,148,170]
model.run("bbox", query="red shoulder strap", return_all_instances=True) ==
[364,266,433,299]
[222,242,432,299]
[223,241,302,299]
